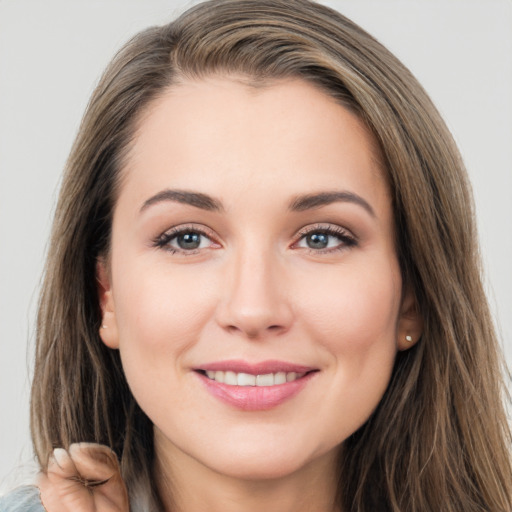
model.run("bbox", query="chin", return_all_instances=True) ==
[197,438,336,482]
[208,454,314,481]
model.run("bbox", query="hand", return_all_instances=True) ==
[37,443,129,512]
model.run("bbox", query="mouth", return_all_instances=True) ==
[194,360,318,410]
[196,369,310,386]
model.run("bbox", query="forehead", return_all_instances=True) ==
[120,76,389,216]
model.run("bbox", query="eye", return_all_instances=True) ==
[153,225,219,254]
[294,224,357,253]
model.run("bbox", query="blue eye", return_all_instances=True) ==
[304,232,330,249]
[296,226,357,252]
[154,226,216,254]
[174,232,203,250]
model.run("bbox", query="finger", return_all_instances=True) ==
[39,448,95,512]
[45,448,81,489]
[39,444,129,512]
[68,443,129,511]
[68,443,120,484]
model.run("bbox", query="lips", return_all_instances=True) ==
[194,360,318,411]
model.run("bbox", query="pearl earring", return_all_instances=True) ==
[405,335,412,342]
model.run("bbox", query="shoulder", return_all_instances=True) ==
[0,487,44,512]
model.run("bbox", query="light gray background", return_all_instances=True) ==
[1,0,511,490]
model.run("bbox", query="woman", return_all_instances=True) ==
[1,0,510,510]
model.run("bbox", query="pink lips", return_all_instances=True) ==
[195,359,317,411]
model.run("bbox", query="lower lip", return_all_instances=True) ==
[196,372,316,411]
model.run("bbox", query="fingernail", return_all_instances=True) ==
[52,448,69,467]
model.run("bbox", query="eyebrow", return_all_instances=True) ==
[140,188,375,217]
[140,189,224,213]
[289,191,375,217]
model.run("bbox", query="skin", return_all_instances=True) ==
[38,443,128,512]
[94,76,421,512]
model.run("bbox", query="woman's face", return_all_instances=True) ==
[98,77,420,481]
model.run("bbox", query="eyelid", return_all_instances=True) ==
[292,223,358,252]
[153,223,221,254]
[152,222,357,255]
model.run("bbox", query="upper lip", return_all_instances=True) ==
[196,359,316,375]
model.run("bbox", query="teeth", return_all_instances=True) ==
[224,371,237,385]
[256,373,274,386]
[286,372,297,382]
[274,372,286,385]
[237,373,256,386]
[204,370,306,386]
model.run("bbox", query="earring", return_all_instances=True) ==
[101,325,108,329]
[405,335,412,343]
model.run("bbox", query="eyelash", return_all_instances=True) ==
[152,223,358,256]
[152,224,217,255]
[293,224,358,254]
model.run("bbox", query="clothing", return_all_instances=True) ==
[0,487,44,512]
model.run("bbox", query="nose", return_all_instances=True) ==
[215,248,294,339]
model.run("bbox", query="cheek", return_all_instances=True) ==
[110,266,221,424]
[293,259,401,438]
[111,261,219,381]
[296,260,402,353]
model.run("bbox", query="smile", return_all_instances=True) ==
[194,360,318,411]
[203,370,307,386]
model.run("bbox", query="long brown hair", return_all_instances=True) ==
[31,1,512,510]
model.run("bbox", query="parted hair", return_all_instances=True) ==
[31,1,512,510]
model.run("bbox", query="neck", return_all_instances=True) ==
[154,440,340,512]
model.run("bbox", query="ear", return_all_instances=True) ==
[396,286,423,351]
[96,259,120,349]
